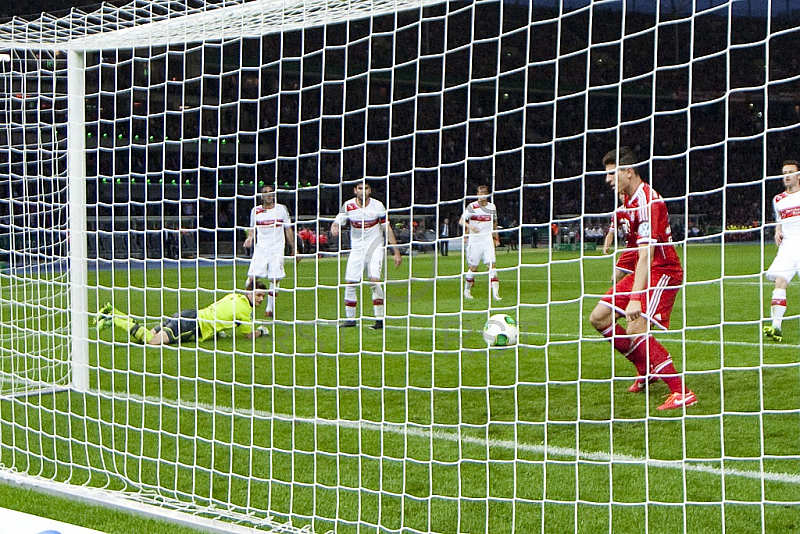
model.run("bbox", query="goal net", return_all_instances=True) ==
[0,49,73,397]
[1,0,799,532]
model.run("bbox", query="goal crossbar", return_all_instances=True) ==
[0,0,447,51]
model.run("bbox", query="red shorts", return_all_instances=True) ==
[601,271,681,329]
[615,249,638,274]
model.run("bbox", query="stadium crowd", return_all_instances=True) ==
[2,3,799,260]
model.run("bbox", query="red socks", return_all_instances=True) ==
[602,325,684,393]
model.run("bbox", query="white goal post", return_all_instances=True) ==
[1,1,799,533]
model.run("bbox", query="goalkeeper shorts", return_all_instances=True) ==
[155,309,199,343]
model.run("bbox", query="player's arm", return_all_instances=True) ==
[230,298,267,339]
[603,227,615,254]
[773,197,783,246]
[285,225,299,259]
[244,228,255,248]
[459,212,473,235]
[331,207,347,238]
[625,242,652,323]
[243,208,256,248]
[244,326,269,339]
[493,214,500,246]
[774,198,783,246]
[282,206,298,259]
[384,219,402,267]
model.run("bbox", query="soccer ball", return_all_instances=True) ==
[482,314,519,347]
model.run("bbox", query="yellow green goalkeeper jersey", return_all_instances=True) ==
[196,293,255,341]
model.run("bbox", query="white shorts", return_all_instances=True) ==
[345,246,384,282]
[466,241,496,268]
[767,245,800,283]
[248,248,285,281]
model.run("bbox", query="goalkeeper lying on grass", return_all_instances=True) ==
[95,281,270,345]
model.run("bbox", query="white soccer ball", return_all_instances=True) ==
[482,314,519,347]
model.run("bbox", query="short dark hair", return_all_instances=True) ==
[782,159,800,170]
[602,147,646,179]
[477,184,490,193]
[603,146,640,167]
[245,279,268,291]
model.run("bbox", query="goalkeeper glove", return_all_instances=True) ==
[256,325,270,337]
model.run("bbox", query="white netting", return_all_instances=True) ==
[1,1,800,533]
[0,48,71,397]
[0,0,446,50]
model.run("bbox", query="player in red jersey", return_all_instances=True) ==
[589,147,697,411]
[764,160,800,342]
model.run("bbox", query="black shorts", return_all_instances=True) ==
[154,309,198,343]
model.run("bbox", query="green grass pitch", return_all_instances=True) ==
[2,243,800,533]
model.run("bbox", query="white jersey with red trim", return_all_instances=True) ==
[250,204,291,253]
[461,201,497,246]
[773,189,800,243]
[335,197,387,250]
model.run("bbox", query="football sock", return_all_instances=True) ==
[601,324,632,355]
[629,334,683,393]
[465,272,475,289]
[344,285,357,319]
[489,269,500,296]
[370,282,385,319]
[267,281,278,316]
[108,306,154,344]
[771,288,787,329]
[110,309,136,334]
[130,323,154,344]
[625,334,649,377]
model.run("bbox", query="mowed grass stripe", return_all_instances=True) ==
[95,388,800,487]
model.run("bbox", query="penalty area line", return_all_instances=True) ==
[95,389,800,487]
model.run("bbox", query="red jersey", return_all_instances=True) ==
[623,182,683,281]
[611,208,638,249]
[608,207,639,273]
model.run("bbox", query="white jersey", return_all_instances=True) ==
[335,197,387,250]
[767,189,800,283]
[461,200,497,246]
[250,203,291,253]
[774,190,800,243]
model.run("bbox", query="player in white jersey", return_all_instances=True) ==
[459,184,501,301]
[764,160,800,342]
[331,182,402,330]
[243,185,297,318]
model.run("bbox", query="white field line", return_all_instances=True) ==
[97,389,800,487]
